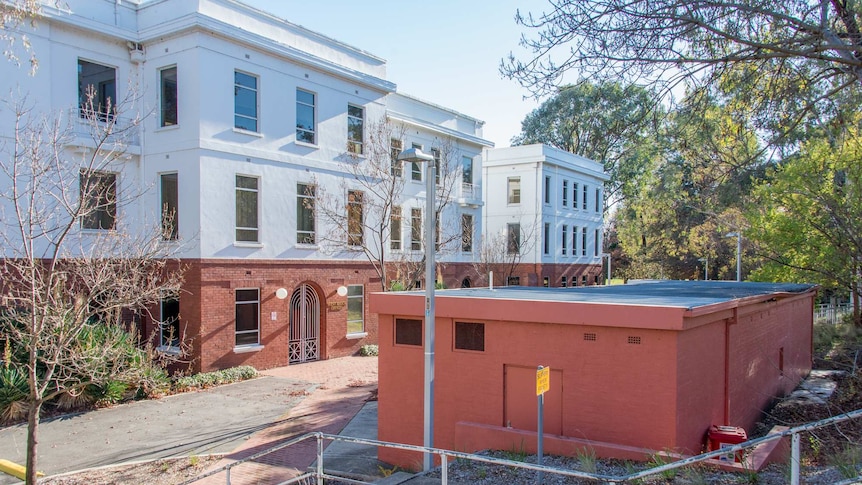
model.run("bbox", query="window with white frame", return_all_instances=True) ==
[347,284,364,335]
[595,187,602,213]
[461,214,473,252]
[507,177,521,204]
[544,176,551,204]
[543,222,550,255]
[235,175,259,242]
[297,183,315,244]
[411,208,422,250]
[391,206,402,250]
[562,224,568,256]
[78,59,116,121]
[561,276,568,287]
[235,288,259,346]
[595,228,601,257]
[80,169,117,230]
[347,104,364,154]
[431,148,441,185]
[390,139,403,177]
[234,70,258,132]
[411,143,423,181]
[562,180,568,207]
[347,190,364,246]
[582,184,588,210]
[296,88,316,144]
[462,156,473,185]
[573,182,579,209]
[507,223,521,254]
[159,66,177,127]
[160,172,178,240]
[160,297,180,348]
[572,225,578,255]
[582,227,588,256]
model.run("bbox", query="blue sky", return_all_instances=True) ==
[245,0,551,147]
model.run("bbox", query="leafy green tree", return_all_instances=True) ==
[748,125,862,325]
[512,81,661,207]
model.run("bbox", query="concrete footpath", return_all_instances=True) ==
[0,356,379,485]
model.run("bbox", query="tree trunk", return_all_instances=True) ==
[25,398,42,485]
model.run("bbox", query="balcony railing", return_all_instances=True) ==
[71,109,141,147]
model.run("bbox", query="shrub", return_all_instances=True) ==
[359,344,378,356]
[0,367,28,423]
[173,366,258,392]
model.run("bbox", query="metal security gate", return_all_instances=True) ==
[289,284,320,363]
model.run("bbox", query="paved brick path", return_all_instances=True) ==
[193,356,378,484]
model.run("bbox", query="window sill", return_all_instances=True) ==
[295,140,318,149]
[155,124,180,132]
[295,243,319,249]
[157,345,182,356]
[346,332,367,340]
[234,242,264,248]
[233,344,264,354]
[233,128,263,137]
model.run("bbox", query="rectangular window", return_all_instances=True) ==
[595,228,601,257]
[543,276,550,287]
[461,214,473,252]
[507,177,521,204]
[543,222,550,255]
[507,223,521,254]
[391,206,402,250]
[411,208,422,250]
[160,173,178,240]
[296,88,316,144]
[347,284,364,335]
[572,225,578,255]
[595,187,602,213]
[507,276,520,286]
[582,227,587,256]
[573,182,579,209]
[234,70,258,132]
[561,276,568,287]
[347,190,363,247]
[462,156,473,184]
[395,318,422,346]
[562,224,568,256]
[235,288,259,346]
[159,66,177,127]
[431,148,441,185]
[582,275,588,286]
[347,104,364,154]
[80,170,117,230]
[544,176,551,204]
[583,184,588,210]
[78,59,116,121]
[159,297,180,348]
[235,175,259,242]
[562,180,568,207]
[390,139,403,177]
[297,183,315,244]
[455,322,484,351]
[411,143,423,181]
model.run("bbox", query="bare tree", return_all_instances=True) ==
[315,118,467,291]
[0,93,182,484]
[470,215,539,287]
[1,0,53,73]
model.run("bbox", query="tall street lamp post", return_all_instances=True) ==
[397,147,436,471]
[724,232,741,282]
[698,257,709,280]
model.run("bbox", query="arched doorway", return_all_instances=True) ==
[289,283,320,363]
[461,278,472,288]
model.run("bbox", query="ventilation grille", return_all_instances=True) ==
[583,332,597,341]
[627,336,642,345]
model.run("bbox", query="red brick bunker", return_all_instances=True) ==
[370,281,816,468]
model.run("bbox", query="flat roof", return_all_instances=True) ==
[402,281,816,311]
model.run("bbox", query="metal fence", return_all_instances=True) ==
[181,408,862,485]
[815,302,852,324]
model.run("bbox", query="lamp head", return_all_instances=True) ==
[397,147,434,163]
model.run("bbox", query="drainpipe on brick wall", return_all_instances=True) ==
[724,307,739,424]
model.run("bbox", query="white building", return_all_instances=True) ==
[482,144,608,287]
[0,0,491,372]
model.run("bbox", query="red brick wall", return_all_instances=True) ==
[145,259,382,373]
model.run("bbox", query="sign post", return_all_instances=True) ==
[536,365,550,484]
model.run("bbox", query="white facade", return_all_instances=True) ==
[482,144,608,286]
[0,0,490,265]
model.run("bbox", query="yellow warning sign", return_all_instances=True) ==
[536,366,550,396]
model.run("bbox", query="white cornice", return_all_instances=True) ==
[388,111,494,148]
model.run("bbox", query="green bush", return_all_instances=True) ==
[359,344,379,356]
[0,367,28,423]
[173,366,258,392]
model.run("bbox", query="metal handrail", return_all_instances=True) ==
[184,407,862,484]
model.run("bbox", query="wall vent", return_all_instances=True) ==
[583,332,596,341]
[627,336,642,345]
